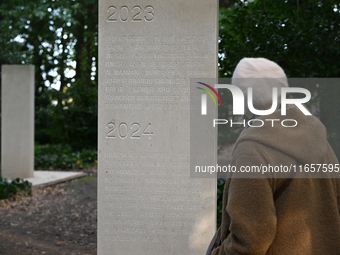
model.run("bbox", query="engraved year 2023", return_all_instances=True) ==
[107,5,154,22]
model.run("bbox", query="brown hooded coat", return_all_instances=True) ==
[212,106,340,255]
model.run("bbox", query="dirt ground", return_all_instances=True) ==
[0,168,97,255]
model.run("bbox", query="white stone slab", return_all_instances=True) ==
[98,1,218,254]
[1,65,35,179]
[24,170,87,187]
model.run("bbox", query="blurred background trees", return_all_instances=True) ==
[0,0,339,159]
[218,0,340,159]
[0,0,98,151]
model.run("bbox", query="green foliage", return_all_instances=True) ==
[219,0,340,78]
[0,0,98,150]
[35,144,97,170]
[0,176,32,200]
[36,82,98,150]
[218,0,340,157]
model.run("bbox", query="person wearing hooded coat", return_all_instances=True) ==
[210,58,340,255]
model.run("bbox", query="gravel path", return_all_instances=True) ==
[0,169,97,255]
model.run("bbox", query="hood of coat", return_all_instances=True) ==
[233,106,330,164]
[232,58,288,115]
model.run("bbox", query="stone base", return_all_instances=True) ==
[24,171,87,187]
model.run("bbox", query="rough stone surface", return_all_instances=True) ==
[1,65,35,179]
[98,1,218,254]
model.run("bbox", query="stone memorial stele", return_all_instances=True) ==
[98,1,218,254]
[1,65,35,179]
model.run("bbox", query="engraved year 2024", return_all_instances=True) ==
[106,120,153,140]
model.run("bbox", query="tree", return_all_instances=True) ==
[0,0,98,150]
[218,0,340,158]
